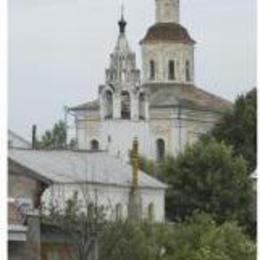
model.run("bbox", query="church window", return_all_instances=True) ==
[105,90,113,119]
[121,91,131,119]
[139,93,146,120]
[185,60,191,82]
[168,60,175,80]
[115,203,123,221]
[148,203,155,222]
[90,140,99,151]
[149,60,155,80]
[156,138,165,161]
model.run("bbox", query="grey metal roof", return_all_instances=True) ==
[8,149,167,189]
[70,100,100,111]
[146,83,233,113]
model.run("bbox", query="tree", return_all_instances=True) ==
[42,193,256,260]
[39,120,67,149]
[160,138,252,227]
[41,191,103,260]
[164,212,256,260]
[210,88,257,173]
[100,213,256,260]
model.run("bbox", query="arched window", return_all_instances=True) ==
[168,60,175,80]
[139,93,146,120]
[105,90,113,119]
[148,203,155,222]
[156,139,165,161]
[185,60,191,82]
[121,91,131,119]
[90,140,99,151]
[115,203,123,221]
[149,60,155,80]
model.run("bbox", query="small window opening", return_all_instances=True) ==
[185,60,191,82]
[156,139,165,161]
[91,140,99,151]
[121,91,131,119]
[169,60,175,80]
[150,60,155,80]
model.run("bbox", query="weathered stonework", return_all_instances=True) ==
[70,0,232,164]
[155,0,180,23]
[141,43,195,84]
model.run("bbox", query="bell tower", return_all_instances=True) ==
[140,0,195,85]
[155,0,180,24]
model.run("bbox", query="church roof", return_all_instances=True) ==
[140,23,196,45]
[70,100,100,111]
[9,149,167,189]
[146,83,233,113]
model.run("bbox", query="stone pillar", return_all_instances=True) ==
[128,188,143,222]
[25,210,41,260]
[131,93,139,121]
[145,96,150,120]
[99,93,106,120]
[113,93,121,119]
[128,139,143,221]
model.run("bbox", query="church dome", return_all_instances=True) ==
[140,23,196,44]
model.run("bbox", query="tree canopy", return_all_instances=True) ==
[210,88,257,173]
[39,120,67,149]
[100,213,256,260]
[38,120,76,150]
[163,212,256,260]
[160,138,252,227]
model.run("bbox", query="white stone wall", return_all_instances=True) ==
[76,106,221,162]
[42,183,165,222]
[141,43,194,84]
[155,0,180,23]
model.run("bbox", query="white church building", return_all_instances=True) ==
[70,0,232,163]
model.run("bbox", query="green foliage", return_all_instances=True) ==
[100,213,256,260]
[39,120,67,149]
[210,88,257,173]
[165,212,256,260]
[161,138,252,227]
[42,192,256,260]
[139,156,157,176]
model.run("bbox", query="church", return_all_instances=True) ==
[70,0,232,163]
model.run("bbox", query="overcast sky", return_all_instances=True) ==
[9,0,256,140]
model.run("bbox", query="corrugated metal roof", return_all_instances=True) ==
[9,149,167,189]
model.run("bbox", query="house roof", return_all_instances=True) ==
[140,23,196,45]
[8,130,31,148]
[70,100,100,111]
[146,83,233,113]
[8,149,167,189]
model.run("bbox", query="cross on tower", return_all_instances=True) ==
[118,2,127,34]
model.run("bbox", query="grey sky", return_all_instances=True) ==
[9,0,256,140]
